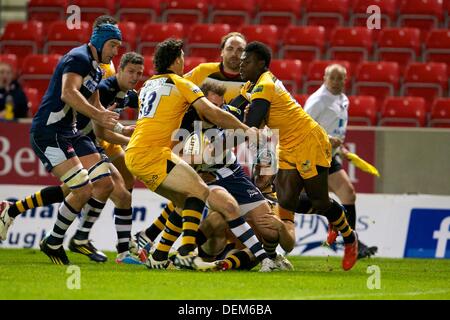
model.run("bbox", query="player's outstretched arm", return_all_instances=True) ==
[91,97,133,145]
[61,73,118,130]
[193,97,249,132]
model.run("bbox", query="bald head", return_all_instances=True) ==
[324,64,347,95]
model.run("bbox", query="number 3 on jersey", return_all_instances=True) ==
[138,80,172,119]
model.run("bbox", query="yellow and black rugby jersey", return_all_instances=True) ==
[100,61,116,79]
[184,62,245,104]
[127,73,205,149]
[242,71,318,150]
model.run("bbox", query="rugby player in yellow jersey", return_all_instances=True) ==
[125,38,274,270]
[239,41,359,271]
[134,33,283,262]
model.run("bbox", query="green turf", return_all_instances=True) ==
[0,249,449,300]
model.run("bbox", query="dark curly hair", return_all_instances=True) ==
[154,38,184,74]
[244,41,272,69]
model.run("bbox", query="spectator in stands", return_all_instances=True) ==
[0,61,28,119]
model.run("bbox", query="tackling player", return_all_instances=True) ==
[125,38,276,271]
[240,42,359,271]
[304,63,378,259]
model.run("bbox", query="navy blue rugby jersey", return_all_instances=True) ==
[31,44,103,134]
[77,76,138,141]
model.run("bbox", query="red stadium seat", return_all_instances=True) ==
[0,54,18,74]
[304,0,349,39]
[187,24,231,61]
[305,60,352,94]
[184,56,207,73]
[0,21,44,66]
[117,22,138,57]
[23,87,41,117]
[143,55,155,77]
[137,23,184,56]
[328,27,373,70]
[27,0,68,22]
[379,96,427,127]
[44,21,90,55]
[161,0,209,27]
[350,0,397,27]
[429,98,450,127]
[293,93,310,107]
[280,26,326,66]
[70,0,116,23]
[135,55,154,89]
[375,28,421,73]
[398,0,444,39]
[239,25,279,55]
[270,59,302,93]
[424,29,450,74]
[255,0,303,33]
[121,108,137,121]
[19,54,62,102]
[354,61,400,106]
[445,0,450,27]
[348,95,378,126]
[209,0,255,26]
[116,0,161,24]
[401,62,448,112]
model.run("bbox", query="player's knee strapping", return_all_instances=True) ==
[61,166,89,189]
[87,159,111,183]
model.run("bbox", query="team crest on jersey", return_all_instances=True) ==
[191,85,201,94]
[300,160,311,173]
[252,85,264,93]
[247,189,259,198]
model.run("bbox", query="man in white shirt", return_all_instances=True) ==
[304,64,377,259]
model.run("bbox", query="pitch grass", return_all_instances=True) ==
[0,249,449,300]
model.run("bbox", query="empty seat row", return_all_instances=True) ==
[2,21,450,75]
[27,0,450,33]
[295,95,450,128]
[2,50,448,111]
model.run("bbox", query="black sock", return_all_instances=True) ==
[114,208,133,253]
[8,185,65,218]
[145,202,174,241]
[343,204,356,230]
